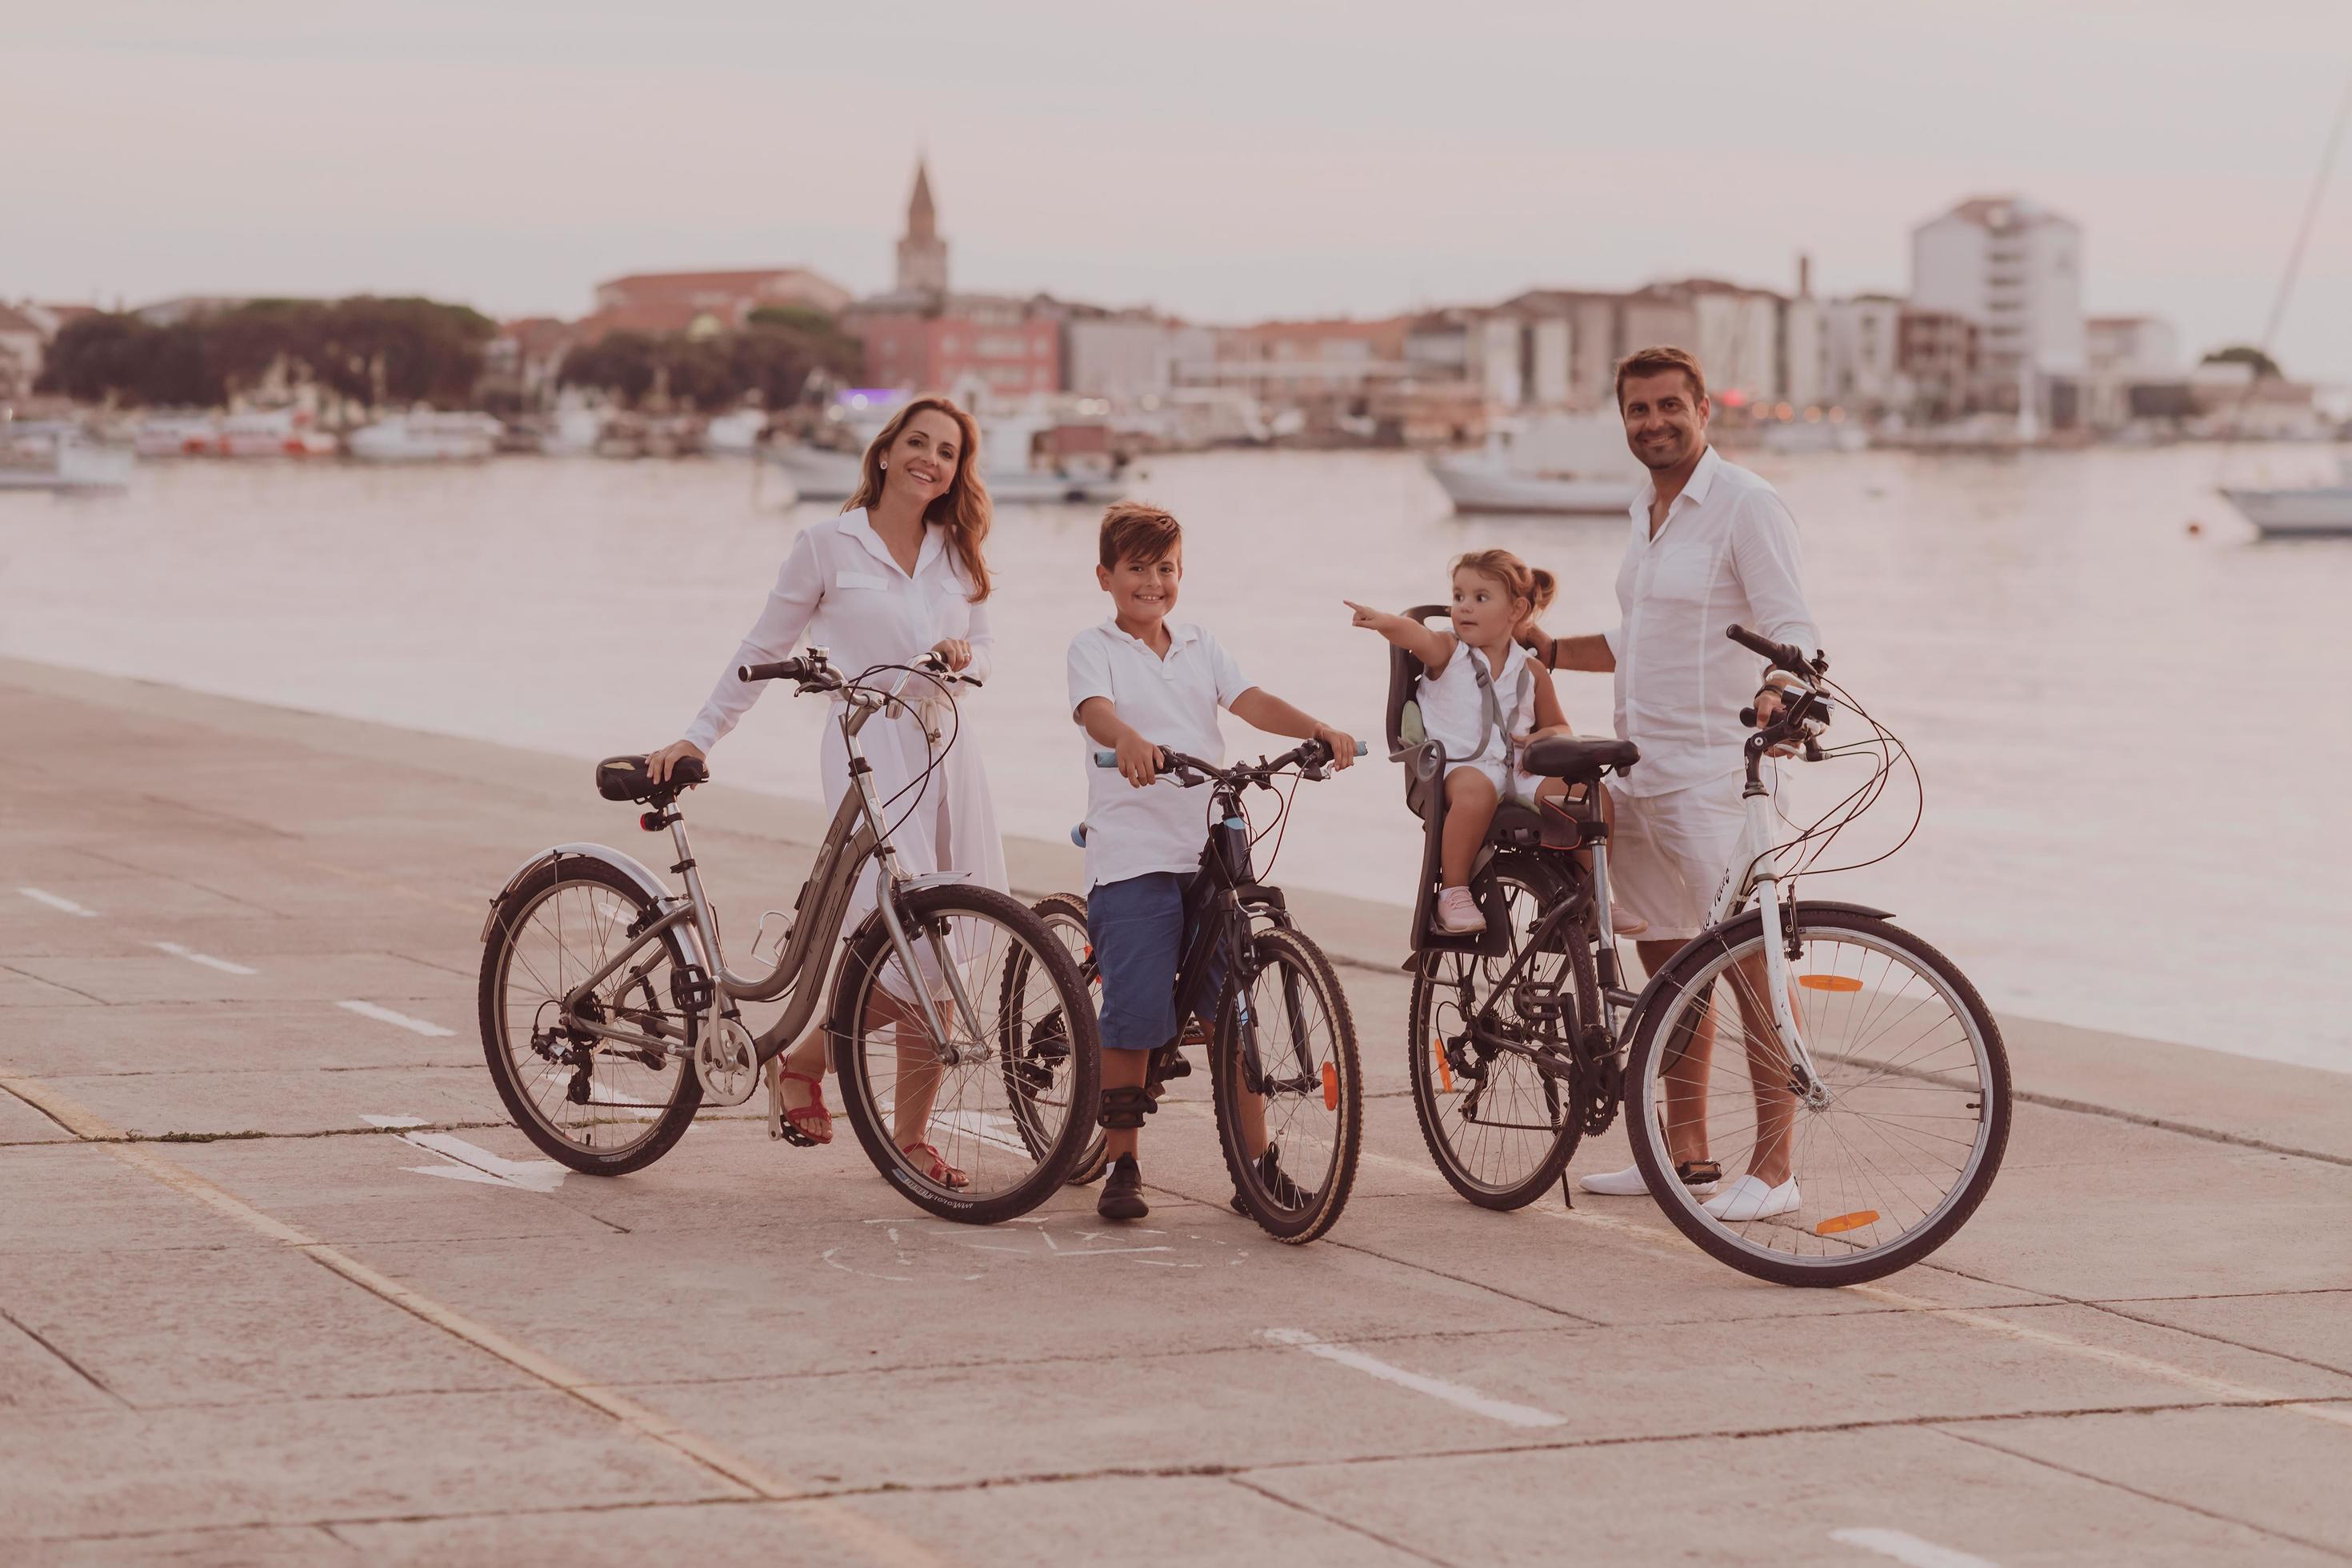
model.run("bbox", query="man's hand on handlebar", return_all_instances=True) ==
[646,738,705,786]
[1310,722,1358,770]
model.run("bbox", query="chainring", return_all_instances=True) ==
[694,1015,760,1106]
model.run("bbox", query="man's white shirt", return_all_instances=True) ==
[1603,446,1821,798]
[1066,619,1252,890]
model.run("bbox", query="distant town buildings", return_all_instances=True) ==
[894,159,950,298]
[581,268,853,340]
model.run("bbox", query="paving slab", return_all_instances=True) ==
[0,1389,734,1542]
[0,1002,473,1078]
[1950,1405,2352,1558]
[2104,1288,2352,1378]
[0,963,102,1008]
[3,951,464,1007]
[1269,1423,2341,1566]
[38,1067,499,1139]
[0,1144,274,1256]
[6,1522,350,1564]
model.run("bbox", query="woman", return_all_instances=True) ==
[645,394,1007,1187]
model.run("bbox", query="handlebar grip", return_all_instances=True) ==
[1094,750,1118,768]
[1724,623,1815,676]
[1354,740,1369,757]
[738,659,804,683]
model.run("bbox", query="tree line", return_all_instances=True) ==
[554,307,863,411]
[38,298,496,409]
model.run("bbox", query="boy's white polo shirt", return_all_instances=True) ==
[1066,618,1253,890]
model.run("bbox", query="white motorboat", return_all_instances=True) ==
[134,413,222,458]
[2220,454,2352,538]
[705,408,770,454]
[1760,418,1869,454]
[0,427,134,491]
[220,410,338,458]
[768,441,864,500]
[1429,410,1641,516]
[347,411,500,462]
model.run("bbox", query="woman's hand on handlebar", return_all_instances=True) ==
[928,638,973,672]
[646,738,704,786]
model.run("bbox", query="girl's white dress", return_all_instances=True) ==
[1414,637,1539,798]
[685,509,1009,946]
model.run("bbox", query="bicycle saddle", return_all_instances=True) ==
[1520,736,1639,782]
[597,754,707,803]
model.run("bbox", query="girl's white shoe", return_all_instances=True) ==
[1434,886,1486,934]
[1702,1174,1801,1222]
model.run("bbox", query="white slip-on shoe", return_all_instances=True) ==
[1578,1160,1720,1197]
[1703,1174,1801,1222]
[1434,886,1486,934]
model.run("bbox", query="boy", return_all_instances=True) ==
[1066,502,1356,1222]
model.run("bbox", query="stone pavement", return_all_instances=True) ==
[3,656,2347,1566]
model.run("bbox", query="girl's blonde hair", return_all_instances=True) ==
[844,394,993,600]
[1451,549,1557,631]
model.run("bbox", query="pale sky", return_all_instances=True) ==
[10,1,2352,377]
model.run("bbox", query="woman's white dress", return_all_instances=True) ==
[685,509,1009,949]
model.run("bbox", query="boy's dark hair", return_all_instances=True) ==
[1098,502,1182,570]
[1614,345,1707,407]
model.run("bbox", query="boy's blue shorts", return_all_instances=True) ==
[1086,871,1224,1052]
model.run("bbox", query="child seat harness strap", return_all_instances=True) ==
[1466,650,1534,802]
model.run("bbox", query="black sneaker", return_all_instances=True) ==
[1098,1154,1149,1221]
[1230,1143,1313,1215]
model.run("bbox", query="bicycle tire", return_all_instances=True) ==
[1622,905,2010,1287]
[1407,853,1590,1210]
[831,882,1102,1224]
[478,856,702,1176]
[1212,926,1362,1244]
[1004,892,1108,1186]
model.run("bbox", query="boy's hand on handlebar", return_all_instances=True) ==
[1113,730,1162,789]
[1311,722,1358,769]
[928,638,972,672]
[646,739,704,786]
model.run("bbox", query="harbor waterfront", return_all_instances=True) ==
[2,658,2348,1560]
[3,442,2345,1074]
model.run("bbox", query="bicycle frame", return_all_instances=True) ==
[1163,784,1315,1098]
[544,666,990,1079]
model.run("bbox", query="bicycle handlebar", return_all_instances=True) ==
[1091,738,1366,780]
[1726,623,1824,681]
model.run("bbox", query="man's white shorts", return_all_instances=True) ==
[1604,777,1746,942]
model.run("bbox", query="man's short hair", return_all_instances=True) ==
[1098,502,1182,570]
[1614,346,1707,408]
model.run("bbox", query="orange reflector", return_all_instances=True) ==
[1798,974,1864,992]
[1815,1210,1880,1235]
[1322,1062,1339,1110]
[1433,1037,1454,1094]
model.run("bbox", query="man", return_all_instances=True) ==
[1521,346,1821,1223]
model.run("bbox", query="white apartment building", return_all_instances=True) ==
[1823,294,1907,408]
[1910,196,2085,387]
[1063,314,1215,402]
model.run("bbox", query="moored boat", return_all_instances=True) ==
[1428,410,1641,516]
[347,411,500,462]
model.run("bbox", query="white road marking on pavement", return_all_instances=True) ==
[1263,1327,1566,1429]
[1831,1528,1998,1568]
[150,941,258,974]
[338,999,455,1037]
[363,1114,567,1192]
[0,1077,939,1566]
[16,886,98,917]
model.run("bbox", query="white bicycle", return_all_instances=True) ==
[1401,623,2011,1286]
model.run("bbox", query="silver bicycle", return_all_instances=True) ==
[477,648,1100,1223]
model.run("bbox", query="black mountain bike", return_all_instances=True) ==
[1010,738,1365,1243]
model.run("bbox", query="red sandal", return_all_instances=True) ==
[902,1140,970,1190]
[766,1061,833,1147]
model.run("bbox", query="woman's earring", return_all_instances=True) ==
[879,460,887,470]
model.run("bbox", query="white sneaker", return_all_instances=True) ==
[1578,1161,1720,1197]
[1434,886,1486,934]
[1703,1174,1801,1222]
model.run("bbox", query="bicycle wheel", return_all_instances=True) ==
[832,882,1102,1223]
[478,856,702,1175]
[1212,926,1362,1243]
[1408,853,1589,1210]
[1623,905,2010,1286]
[1001,891,1108,1185]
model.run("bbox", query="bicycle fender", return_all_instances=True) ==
[479,844,703,969]
[1613,898,1894,1042]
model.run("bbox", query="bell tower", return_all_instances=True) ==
[895,158,949,298]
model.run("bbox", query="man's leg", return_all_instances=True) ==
[1723,950,1797,1187]
[1638,936,1714,1166]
